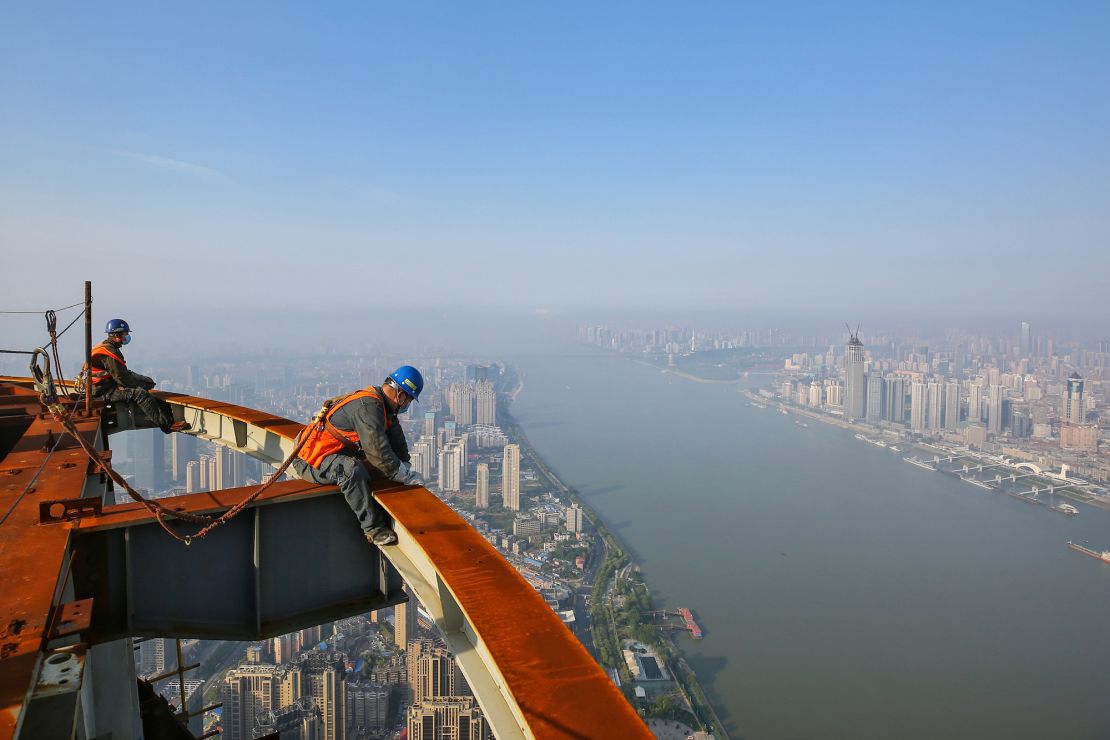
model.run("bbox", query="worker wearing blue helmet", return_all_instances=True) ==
[86,319,190,434]
[293,365,425,546]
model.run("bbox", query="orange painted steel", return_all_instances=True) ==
[0,382,652,739]
[376,488,651,737]
[0,383,101,740]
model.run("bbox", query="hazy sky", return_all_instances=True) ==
[2,2,1109,316]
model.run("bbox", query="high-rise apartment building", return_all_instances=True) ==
[394,587,417,650]
[967,383,983,423]
[132,429,165,493]
[171,432,196,484]
[566,504,585,533]
[927,382,943,430]
[272,631,303,664]
[214,445,233,490]
[438,443,463,492]
[407,697,486,740]
[475,380,496,426]
[198,455,211,491]
[137,637,166,678]
[944,381,961,430]
[185,460,199,494]
[502,444,521,511]
[1064,372,1086,424]
[221,663,303,740]
[297,650,346,740]
[865,374,883,423]
[347,682,390,736]
[1020,321,1032,356]
[475,464,489,509]
[424,411,436,440]
[844,331,867,420]
[251,697,322,740]
[409,645,468,703]
[884,376,905,423]
[910,382,928,432]
[447,383,475,426]
[300,624,323,649]
[987,384,1004,434]
[412,437,433,482]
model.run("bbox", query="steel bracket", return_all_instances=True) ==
[39,498,102,524]
[47,598,94,640]
[85,449,112,477]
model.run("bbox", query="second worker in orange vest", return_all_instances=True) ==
[292,366,425,546]
[88,318,190,434]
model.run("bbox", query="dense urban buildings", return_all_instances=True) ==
[579,319,1107,483]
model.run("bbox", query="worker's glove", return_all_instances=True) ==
[391,461,421,485]
[137,376,157,390]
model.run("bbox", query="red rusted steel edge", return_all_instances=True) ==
[73,479,333,531]
[0,381,103,740]
[374,488,651,737]
[0,381,652,738]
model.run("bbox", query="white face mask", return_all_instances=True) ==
[121,334,132,345]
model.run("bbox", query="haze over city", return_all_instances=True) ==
[3,4,1110,740]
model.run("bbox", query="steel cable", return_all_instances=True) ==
[0,301,84,315]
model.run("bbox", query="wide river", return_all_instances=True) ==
[509,349,1110,740]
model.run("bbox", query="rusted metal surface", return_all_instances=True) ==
[0,381,103,740]
[38,497,101,524]
[377,488,651,738]
[46,599,93,640]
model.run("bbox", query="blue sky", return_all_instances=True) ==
[2,2,1108,317]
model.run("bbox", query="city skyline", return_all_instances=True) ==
[4,2,1109,736]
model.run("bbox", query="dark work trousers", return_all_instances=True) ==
[102,387,175,430]
[292,454,389,533]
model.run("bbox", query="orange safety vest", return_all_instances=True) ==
[296,387,394,469]
[87,343,126,386]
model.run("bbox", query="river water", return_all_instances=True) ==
[508,349,1110,740]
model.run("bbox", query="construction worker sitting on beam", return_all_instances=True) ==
[293,365,425,546]
[88,319,189,434]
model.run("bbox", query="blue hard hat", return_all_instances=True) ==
[388,365,424,400]
[105,318,131,334]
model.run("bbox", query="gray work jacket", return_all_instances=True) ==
[326,386,411,478]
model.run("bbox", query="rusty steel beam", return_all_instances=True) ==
[69,479,406,642]
[131,391,650,737]
[0,381,652,739]
[0,382,104,740]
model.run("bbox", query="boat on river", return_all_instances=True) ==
[1067,541,1110,563]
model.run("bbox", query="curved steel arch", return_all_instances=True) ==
[156,391,650,739]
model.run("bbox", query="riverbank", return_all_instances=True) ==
[499,393,729,738]
[740,389,1110,514]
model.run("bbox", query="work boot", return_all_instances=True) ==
[366,527,398,546]
[161,421,192,434]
